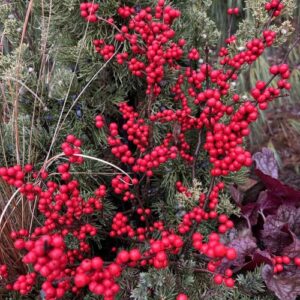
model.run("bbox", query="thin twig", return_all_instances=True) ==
[191,130,202,181]
[203,177,216,212]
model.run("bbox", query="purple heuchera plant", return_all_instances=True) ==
[227,161,300,300]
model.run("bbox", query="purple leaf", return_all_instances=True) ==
[282,232,300,259]
[262,264,300,300]
[260,205,300,254]
[276,205,300,236]
[228,234,257,266]
[229,184,243,205]
[242,249,273,270]
[253,148,279,178]
[241,202,259,226]
[260,214,292,253]
[255,170,300,208]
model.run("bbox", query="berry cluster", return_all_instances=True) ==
[82,0,183,95]
[175,181,192,197]
[111,174,138,201]
[131,134,178,177]
[137,207,151,222]
[204,105,255,177]
[80,2,99,22]
[107,122,135,164]
[227,7,240,15]
[93,39,115,60]
[146,233,184,269]
[16,235,69,299]
[188,48,200,60]
[272,255,300,273]
[110,212,135,238]
[192,232,236,287]
[7,273,36,295]
[74,258,121,299]
[119,103,150,152]
[61,135,84,164]
[265,0,285,16]
[251,64,290,109]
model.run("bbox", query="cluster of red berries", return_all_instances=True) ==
[206,182,226,212]
[93,39,115,60]
[16,234,69,299]
[0,165,46,201]
[213,271,235,288]
[227,7,240,15]
[57,162,71,181]
[111,175,138,202]
[146,232,183,269]
[132,142,178,177]
[107,122,135,164]
[225,35,237,44]
[272,255,300,273]
[74,257,121,300]
[82,0,183,95]
[269,63,290,78]
[221,30,276,68]
[175,181,192,197]
[150,108,176,122]
[218,214,234,234]
[265,0,284,16]
[251,64,290,109]
[137,207,151,222]
[117,5,135,18]
[188,48,200,60]
[61,135,83,164]
[178,207,206,234]
[0,164,27,188]
[80,2,99,22]
[0,134,111,297]
[95,115,105,128]
[116,248,142,266]
[7,273,36,295]
[272,255,291,273]
[204,109,254,177]
[110,212,135,238]
[119,103,149,152]
[192,232,236,287]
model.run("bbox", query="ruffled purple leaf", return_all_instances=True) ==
[262,264,300,300]
[253,148,278,179]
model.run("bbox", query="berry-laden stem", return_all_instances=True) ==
[203,177,216,212]
[180,177,216,256]
[264,0,284,30]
